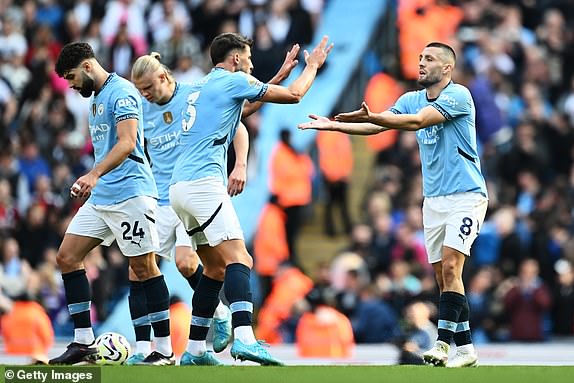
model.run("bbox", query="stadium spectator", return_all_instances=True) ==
[253,194,290,302]
[397,301,437,365]
[256,263,314,344]
[0,275,54,364]
[146,0,191,46]
[0,237,32,300]
[503,258,552,341]
[100,0,147,56]
[295,286,355,358]
[551,259,574,336]
[107,22,137,79]
[168,295,191,357]
[269,128,314,270]
[0,178,19,235]
[316,129,354,237]
[351,283,401,344]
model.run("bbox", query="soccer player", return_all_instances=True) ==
[126,46,300,364]
[298,42,487,368]
[169,32,332,365]
[49,42,174,365]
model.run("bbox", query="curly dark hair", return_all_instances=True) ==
[55,42,95,77]
[209,32,253,66]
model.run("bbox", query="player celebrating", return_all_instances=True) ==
[50,42,174,365]
[298,42,487,368]
[169,32,332,365]
[126,45,299,364]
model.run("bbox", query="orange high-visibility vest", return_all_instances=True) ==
[398,2,463,80]
[253,203,289,276]
[363,72,404,152]
[169,301,191,356]
[316,131,353,182]
[1,301,54,357]
[295,305,355,358]
[270,142,314,208]
[255,267,314,343]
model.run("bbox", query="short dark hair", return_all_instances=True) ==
[55,42,95,77]
[426,41,456,63]
[209,33,253,66]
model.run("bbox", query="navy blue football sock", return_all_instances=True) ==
[189,274,223,341]
[142,275,170,338]
[224,263,253,328]
[63,269,92,330]
[185,263,204,291]
[437,291,465,345]
[453,295,473,346]
[129,280,151,342]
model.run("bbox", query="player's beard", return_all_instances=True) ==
[417,69,442,88]
[78,72,95,98]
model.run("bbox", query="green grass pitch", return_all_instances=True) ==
[4,365,571,383]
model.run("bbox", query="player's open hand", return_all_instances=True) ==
[304,35,333,69]
[275,44,300,82]
[298,114,333,130]
[335,101,372,123]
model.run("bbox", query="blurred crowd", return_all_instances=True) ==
[1,0,574,362]
[254,0,574,359]
[0,0,322,345]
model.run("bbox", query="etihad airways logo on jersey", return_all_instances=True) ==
[148,131,180,150]
[417,125,439,145]
[89,123,110,141]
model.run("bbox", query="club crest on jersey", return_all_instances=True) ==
[92,103,96,116]
[98,104,104,115]
[163,111,173,124]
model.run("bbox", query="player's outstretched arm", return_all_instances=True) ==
[228,122,249,197]
[260,35,333,104]
[298,114,386,135]
[242,43,301,118]
[337,102,446,131]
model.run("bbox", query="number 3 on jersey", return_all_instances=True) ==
[182,91,201,132]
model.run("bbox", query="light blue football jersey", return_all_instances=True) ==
[87,73,157,205]
[170,67,267,185]
[143,82,197,206]
[389,82,487,198]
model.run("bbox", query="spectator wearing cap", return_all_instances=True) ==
[552,259,574,335]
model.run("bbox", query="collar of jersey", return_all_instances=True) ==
[95,73,115,97]
[426,80,453,102]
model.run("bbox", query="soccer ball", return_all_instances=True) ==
[94,332,131,365]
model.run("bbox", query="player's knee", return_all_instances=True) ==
[130,255,160,280]
[441,263,460,285]
[56,248,82,272]
[203,264,225,280]
[234,250,253,269]
[175,249,200,277]
[176,257,198,278]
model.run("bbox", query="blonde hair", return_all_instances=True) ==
[131,52,174,82]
